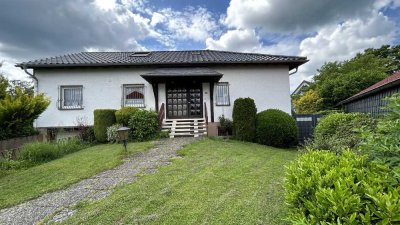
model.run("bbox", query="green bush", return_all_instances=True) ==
[232,98,257,141]
[309,112,375,152]
[19,142,60,163]
[94,109,116,143]
[358,94,400,167]
[0,88,50,140]
[115,107,139,126]
[128,109,158,141]
[256,109,297,147]
[107,124,122,143]
[18,138,89,164]
[218,115,233,136]
[285,150,400,224]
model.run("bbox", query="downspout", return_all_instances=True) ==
[22,65,38,94]
[289,67,298,76]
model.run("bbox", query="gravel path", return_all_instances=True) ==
[0,137,198,225]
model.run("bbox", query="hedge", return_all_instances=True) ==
[232,98,257,142]
[285,150,400,224]
[115,107,139,126]
[308,112,375,152]
[94,109,116,143]
[128,109,159,141]
[256,109,297,147]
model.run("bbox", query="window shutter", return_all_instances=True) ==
[57,85,61,109]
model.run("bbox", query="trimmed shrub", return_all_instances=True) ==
[94,109,116,143]
[115,107,139,126]
[285,150,400,224]
[107,124,122,143]
[308,112,375,152]
[128,109,158,141]
[19,142,60,163]
[232,98,257,141]
[256,109,297,147]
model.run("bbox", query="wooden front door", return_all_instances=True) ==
[166,84,203,119]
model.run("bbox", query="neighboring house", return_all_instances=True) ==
[291,80,311,113]
[339,71,400,116]
[291,80,311,96]
[16,50,308,138]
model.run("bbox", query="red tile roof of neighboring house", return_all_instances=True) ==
[340,71,400,104]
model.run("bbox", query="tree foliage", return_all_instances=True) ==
[313,52,392,109]
[293,89,323,114]
[364,44,400,73]
[0,88,50,140]
[0,75,8,100]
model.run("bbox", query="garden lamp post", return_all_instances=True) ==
[117,127,130,152]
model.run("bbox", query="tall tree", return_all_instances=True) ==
[313,53,392,109]
[364,45,400,73]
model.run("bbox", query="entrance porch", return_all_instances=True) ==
[141,67,223,137]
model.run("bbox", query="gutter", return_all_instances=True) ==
[289,67,298,75]
[22,65,38,94]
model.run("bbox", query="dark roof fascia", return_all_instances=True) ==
[16,59,308,70]
[339,79,400,105]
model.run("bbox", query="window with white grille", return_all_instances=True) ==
[59,86,83,109]
[216,82,230,106]
[123,84,145,107]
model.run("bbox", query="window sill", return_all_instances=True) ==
[216,104,230,107]
[58,107,84,111]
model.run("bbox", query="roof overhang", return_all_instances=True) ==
[140,67,223,83]
[339,79,400,105]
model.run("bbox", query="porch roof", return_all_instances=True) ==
[140,67,223,83]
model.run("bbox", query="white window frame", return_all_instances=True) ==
[216,82,230,106]
[59,85,83,110]
[123,84,145,108]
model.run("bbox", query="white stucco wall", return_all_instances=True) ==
[35,68,156,127]
[210,65,291,120]
[35,65,291,127]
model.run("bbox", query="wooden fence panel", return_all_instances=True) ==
[293,114,322,144]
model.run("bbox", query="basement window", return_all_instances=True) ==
[216,82,230,106]
[59,85,83,110]
[123,84,145,108]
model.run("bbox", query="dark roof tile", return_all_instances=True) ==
[16,50,307,70]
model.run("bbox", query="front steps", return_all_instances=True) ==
[161,118,207,138]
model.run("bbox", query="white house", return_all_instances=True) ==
[17,50,308,138]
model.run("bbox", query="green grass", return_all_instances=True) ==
[0,141,154,209]
[63,138,299,225]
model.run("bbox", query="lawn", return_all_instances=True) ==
[0,141,154,209]
[62,138,298,225]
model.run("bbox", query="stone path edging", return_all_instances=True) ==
[0,137,197,225]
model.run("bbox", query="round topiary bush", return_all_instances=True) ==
[232,98,257,142]
[94,109,116,143]
[256,109,298,147]
[310,112,375,152]
[115,107,139,126]
[128,109,158,141]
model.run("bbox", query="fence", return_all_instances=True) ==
[293,114,323,143]
[0,134,44,159]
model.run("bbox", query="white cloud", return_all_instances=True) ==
[224,0,378,33]
[155,7,219,43]
[206,29,260,52]
[299,12,396,77]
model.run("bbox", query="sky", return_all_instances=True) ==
[1,0,400,91]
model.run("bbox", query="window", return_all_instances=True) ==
[216,82,230,106]
[59,86,83,110]
[123,84,145,107]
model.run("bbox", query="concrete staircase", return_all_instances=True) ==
[161,118,207,138]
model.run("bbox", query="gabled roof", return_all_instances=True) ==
[16,50,308,70]
[340,71,400,104]
[291,80,311,95]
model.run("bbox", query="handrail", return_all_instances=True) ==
[204,102,208,135]
[157,103,165,127]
